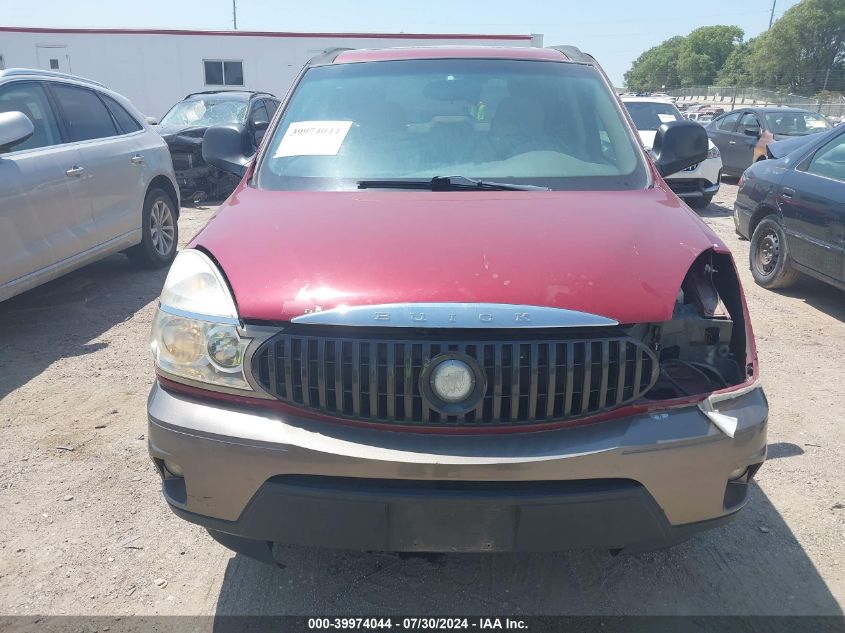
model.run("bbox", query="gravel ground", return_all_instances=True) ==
[0,184,843,617]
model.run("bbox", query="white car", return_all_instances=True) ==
[622,97,722,209]
[0,69,180,301]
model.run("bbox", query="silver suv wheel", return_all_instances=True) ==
[127,187,179,269]
[150,199,175,257]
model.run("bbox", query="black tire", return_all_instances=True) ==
[750,216,800,289]
[127,187,178,268]
[687,195,713,210]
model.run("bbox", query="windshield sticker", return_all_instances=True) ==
[657,113,677,123]
[274,121,353,157]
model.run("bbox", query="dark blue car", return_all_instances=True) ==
[734,125,845,291]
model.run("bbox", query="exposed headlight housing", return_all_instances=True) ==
[707,145,721,159]
[151,249,252,391]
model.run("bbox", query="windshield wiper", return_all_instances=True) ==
[357,176,550,192]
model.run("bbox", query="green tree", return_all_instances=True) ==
[624,36,684,91]
[715,39,757,86]
[624,26,743,90]
[748,0,845,93]
[677,50,716,87]
[678,25,744,86]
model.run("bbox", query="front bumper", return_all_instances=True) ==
[733,198,754,238]
[173,166,214,196]
[148,382,767,553]
[665,156,722,199]
[666,175,721,199]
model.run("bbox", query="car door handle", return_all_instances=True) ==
[729,140,737,144]
[131,154,145,165]
[782,187,796,199]
[65,166,85,177]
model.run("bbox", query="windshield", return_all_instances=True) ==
[256,59,646,191]
[623,101,683,131]
[765,111,832,136]
[160,99,247,127]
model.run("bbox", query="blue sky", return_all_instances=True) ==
[2,0,801,85]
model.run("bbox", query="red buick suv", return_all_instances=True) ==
[147,46,767,564]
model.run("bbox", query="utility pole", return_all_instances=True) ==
[232,0,238,30]
[768,0,777,29]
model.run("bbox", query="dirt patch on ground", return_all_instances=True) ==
[0,186,843,616]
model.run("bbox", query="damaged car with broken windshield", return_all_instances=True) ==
[156,90,278,203]
[146,45,767,565]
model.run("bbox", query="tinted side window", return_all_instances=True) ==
[807,133,845,182]
[265,99,279,117]
[51,84,118,142]
[251,101,269,126]
[0,81,62,151]
[100,94,142,133]
[716,112,742,132]
[739,113,761,133]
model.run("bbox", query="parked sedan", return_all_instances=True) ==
[623,97,722,208]
[157,90,279,202]
[734,125,845,291]
[707,107,832,176]
[0,69,180,302]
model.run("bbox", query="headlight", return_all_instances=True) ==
[151,249,252,390]
[707,145,721,159]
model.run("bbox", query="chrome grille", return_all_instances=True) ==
[252,329,659,428]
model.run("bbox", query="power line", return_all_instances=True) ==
[769,0,777,29]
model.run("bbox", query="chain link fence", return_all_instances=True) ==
[669,86,845,118]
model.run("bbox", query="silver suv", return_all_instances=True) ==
[0,69,180,301]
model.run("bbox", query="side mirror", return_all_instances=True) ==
[202,123,252,178]
[0,111,35,153]
[145,116,159,126]
[651,120,709,177]
[743,126,760,137]
[252,120,269,145]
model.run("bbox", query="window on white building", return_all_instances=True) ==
[204,60,244,86]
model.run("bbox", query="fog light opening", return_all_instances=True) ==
[164,460,184,478]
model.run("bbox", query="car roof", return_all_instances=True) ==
[330,46,571,65]
[182,90,274,101]
[0,67,105,88]
[0,67,149,120]
[620,97,676,104]
[739,106,820,114]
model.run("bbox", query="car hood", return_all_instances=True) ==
[157,125,207,148]
[191,184,724,324]
[638,130,715,152]
[766,134,820,159]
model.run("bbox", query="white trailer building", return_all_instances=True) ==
[0,27,542,117]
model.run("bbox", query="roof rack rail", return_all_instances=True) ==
[545,46,595,65]
[546,45,617,89]
[307,47,354,66]
[182,89,276,99]
[0,68,105,88]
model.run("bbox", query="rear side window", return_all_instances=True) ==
[100,94,142,133]
[807,133,845,182]
[265,99,279,117]
[50,84,118,142]
[0,81,62,151]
